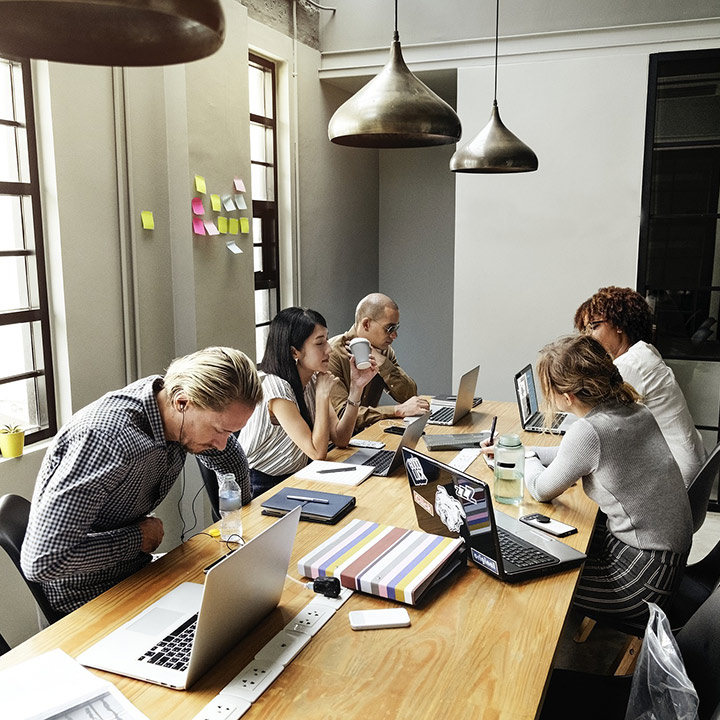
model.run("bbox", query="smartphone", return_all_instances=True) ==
[349,608,411,630]
[519,513,577,538]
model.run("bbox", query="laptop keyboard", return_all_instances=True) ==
[497,528,558,569]
[138,613,198,671]
[367,449,394,474]
[429,406,455,424]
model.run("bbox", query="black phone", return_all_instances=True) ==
[384,425,406,435]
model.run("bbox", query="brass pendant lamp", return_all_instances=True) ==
[0,0,225,66]
[450,0,537,173]
[328,0,461,148]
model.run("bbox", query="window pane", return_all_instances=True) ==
[0,194,25,250]
[0,321,45,377]
[251,163,267,202]
[254,245,263,272]
[12,62,25,125]
[0,124,20,182]
[0,375,45,430]
[252,217,262,243]
[0,256,34,311]
[250,122,274,165]
[248,64,267,117]
[255,325,269,364]
[0,61,12,121]
[255,289,269,324]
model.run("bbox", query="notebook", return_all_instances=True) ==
[514,364,577,434]
[427,366,480,426]
[401,447,585,582]
[343,412,429,476]
[261,486,356,524]
[77,507,301,690]
[297,518,465,605]
[294,460,374,486]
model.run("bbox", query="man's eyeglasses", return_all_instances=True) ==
[585,320,606,333]
[376,320,400,335]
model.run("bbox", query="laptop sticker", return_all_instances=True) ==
[406,456,428,485]
[435,486,466,533]
[471,547,498,574]
[413,490,434,516]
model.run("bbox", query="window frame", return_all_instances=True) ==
[0,55,56,444]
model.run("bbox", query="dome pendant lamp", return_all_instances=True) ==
[328,0,461,148]
[0,0,226,66]
[450,0,538,173]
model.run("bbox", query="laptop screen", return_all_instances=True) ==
[515,365,539,424]
[402,447,500,575]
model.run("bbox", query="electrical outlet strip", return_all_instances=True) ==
[306,585,354,611]
[449,448,481,471]
[190,695,251,720]
[283,603,335,637]
[254,628,311,667]
[222,659,285,703]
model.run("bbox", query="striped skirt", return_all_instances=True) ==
[573,520,688,632]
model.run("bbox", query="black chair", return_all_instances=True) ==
[196,460,220,523]
[688,442,720,534]
[0,494,64,626]
[542,582,720,720]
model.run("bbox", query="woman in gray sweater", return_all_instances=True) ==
[525,335,692,629]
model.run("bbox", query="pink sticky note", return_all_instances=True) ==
[192,217,206,235]
[192,197,205,215]
[234,177,246,193]
[204,220,220,236]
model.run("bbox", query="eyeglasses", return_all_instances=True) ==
[375,320,400,335]
[585,320,606,333]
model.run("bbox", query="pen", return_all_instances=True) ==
[287,495,330,504]
[488,415,497,445]
[317,466,356,474]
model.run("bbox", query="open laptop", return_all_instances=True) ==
[343,412,429,476]
[428,365,480,426]
[401,448,585,582]
[77,507,300,690]
[514,364,577,434]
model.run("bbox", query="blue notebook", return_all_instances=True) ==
[261,486,356,524]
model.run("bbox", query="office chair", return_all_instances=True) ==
[0,494,64,627]
[196,460,221,523]
[688,442,720,534]
[541,583,720,720]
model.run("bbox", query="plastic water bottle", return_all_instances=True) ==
[493,434,525,505]
[218,473,243,542]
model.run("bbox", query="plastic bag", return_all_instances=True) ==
[625,602,699,720]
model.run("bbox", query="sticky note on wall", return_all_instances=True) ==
[141,211,154,230]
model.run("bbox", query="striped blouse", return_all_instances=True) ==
[238,372,317,476]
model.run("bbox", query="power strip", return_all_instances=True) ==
[449,448,481,471]
[190,586,353,720]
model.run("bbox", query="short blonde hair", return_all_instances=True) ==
[163,347,262,411]
[537,335,639,420]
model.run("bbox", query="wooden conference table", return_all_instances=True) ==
[0,401,597,720]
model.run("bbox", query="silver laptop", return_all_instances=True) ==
[514,364,576,434]
[428,365,480,426]
[344,412,429,476]
[77,507,300,690]
[402,448,585,582]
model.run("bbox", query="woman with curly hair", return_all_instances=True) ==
[523,335,692,629]
[573,286,705,486]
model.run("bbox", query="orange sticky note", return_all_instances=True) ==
[228,218,239,235]
[217,216,228,234]
[240,217,250,234]
[211,194,222,212]
[194,175,206,194]
[141,211,154,230]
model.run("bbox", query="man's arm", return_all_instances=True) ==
[21,431,147,584]
[196,435,252,504]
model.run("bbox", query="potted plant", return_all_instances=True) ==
[0,424,25,458]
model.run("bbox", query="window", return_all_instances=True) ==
[0,56,55,443]
[248,53,280,362]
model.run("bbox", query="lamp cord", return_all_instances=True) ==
[394,0,398,37]
[493,0,499,103]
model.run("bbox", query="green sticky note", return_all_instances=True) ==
[228,218,239,235]
[194,174,206,194]
[141,211,154,230]
[217,216,228,234]
[211,194,221,211]
[240,217,250,234]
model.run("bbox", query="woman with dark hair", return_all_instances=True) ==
[574,286,705,486]
[517,335,692,629]
[239,307,377,497]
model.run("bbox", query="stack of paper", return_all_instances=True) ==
[294,460,373,486]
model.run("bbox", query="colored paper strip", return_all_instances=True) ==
[194,174,206,194]
[192,197,205,215]
[192,217,206,235]
[217,216,228,234]
[141,211,154,230]
[210,194,222,212]
[228,218,239,235]
[240,217,250,234]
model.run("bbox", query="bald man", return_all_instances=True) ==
[328,293,428,431]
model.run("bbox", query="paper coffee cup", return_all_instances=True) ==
[348,337,371,369]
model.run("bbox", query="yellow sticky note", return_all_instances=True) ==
[194,174,206,194]
[141,211,155,230]
[240,217,250,234]
[217,216,228,234]
[228,218,239,235]
[211,194,221,212]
